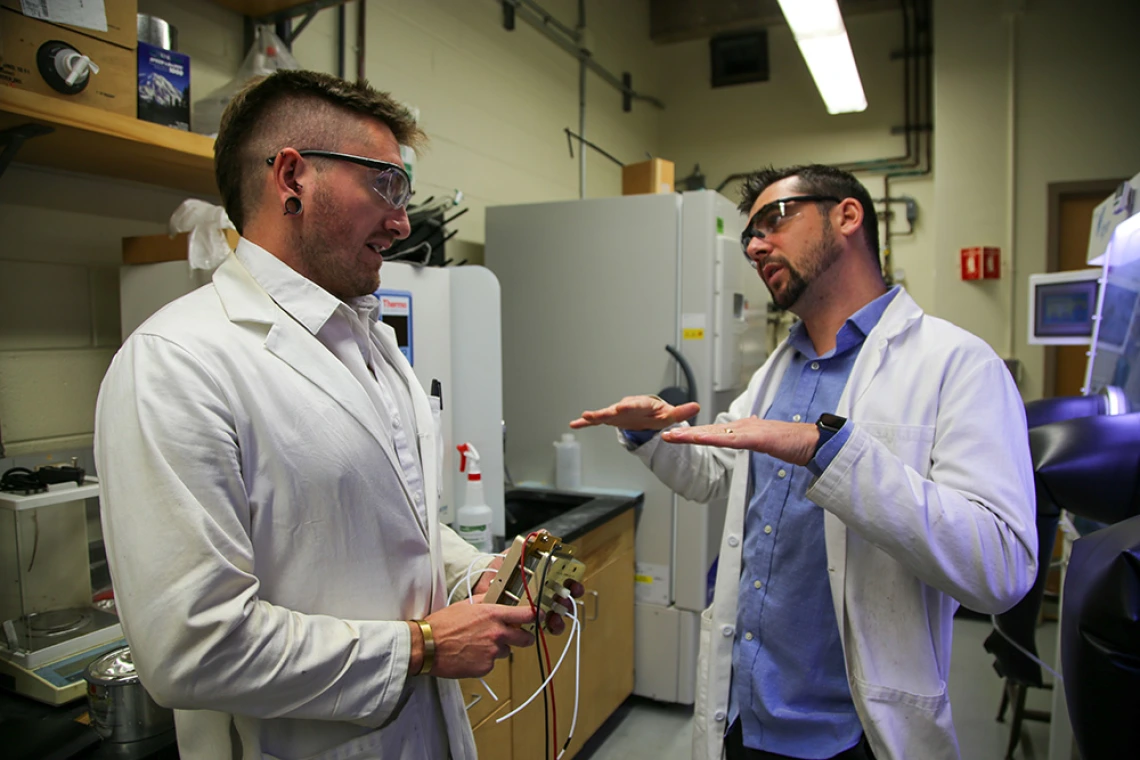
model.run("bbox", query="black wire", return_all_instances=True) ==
[539,552,555,760]
[531,549,550,760]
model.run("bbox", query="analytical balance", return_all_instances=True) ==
[0,478,124,704]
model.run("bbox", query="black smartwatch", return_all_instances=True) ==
[813,413,847,459]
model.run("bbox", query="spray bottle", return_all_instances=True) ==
[456,443,493,553]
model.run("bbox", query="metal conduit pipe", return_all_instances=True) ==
[499,0,666,110]
[577,0,586,198]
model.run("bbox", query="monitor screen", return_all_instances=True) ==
[1034,280,1097,338]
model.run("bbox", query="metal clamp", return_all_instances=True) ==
[587,589,600,621]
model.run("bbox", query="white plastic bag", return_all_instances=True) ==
[169,200,236,271]
[192,26,300,136]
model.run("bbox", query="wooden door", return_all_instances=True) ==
[1053,193,1106,397]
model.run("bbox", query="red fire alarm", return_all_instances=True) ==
[982,247,1001,279]
[960,247,1001,280]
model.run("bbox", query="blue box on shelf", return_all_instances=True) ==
[137,40,190,130]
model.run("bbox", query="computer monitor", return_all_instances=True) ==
[1028,269,1102,345]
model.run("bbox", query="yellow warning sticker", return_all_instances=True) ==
[634,574,655,584]
[683,328,705,340]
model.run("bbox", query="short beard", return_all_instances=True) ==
[767,218,843,310]
[295,185,380,300]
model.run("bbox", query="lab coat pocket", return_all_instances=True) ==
[851,676,957,760]
[430,396,444,499]
[860,422,936,477]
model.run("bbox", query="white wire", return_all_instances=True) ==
[556,602,582,759]
[989,615,1064,683]
[496,613,580,724]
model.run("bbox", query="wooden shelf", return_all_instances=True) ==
[0,87,217,196]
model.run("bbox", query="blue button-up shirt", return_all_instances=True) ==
[729,286,899,757]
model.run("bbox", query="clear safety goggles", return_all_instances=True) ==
[266,150,413,210]
[740,194,840,255]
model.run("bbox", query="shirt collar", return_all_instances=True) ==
[235,238,379,335]
[788,285,902,360]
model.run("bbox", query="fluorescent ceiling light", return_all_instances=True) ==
[776,0,867,114]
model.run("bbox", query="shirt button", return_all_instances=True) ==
[811,361,820,370]
[792,414,802,422]
[727,535,740,547]
[764,524,773,534]
[754,580,762,589]
[722,625,734,637]
[777,469,787,479]
[714,710,726,722]
[745,632,754,641]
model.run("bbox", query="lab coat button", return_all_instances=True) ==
[714,710,726,722]
[764,524,773,534]
[728,535,740,547]
[722,625,734,637]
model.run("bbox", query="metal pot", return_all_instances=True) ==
[137,14,178,51]
[84,646,174,743]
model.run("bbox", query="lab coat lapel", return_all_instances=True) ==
[826,287,923,652]
[212,255,420,514]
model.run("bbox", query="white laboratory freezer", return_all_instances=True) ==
[486,190,769,703]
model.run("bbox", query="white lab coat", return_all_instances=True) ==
[627,289,1037,760]
[94,252,486,760]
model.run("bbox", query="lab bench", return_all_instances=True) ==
[1,489,640,760]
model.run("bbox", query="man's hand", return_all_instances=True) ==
[661,417,820,466]
[412,598,536,679]
[570,395,700,432]
[472,557,583,635]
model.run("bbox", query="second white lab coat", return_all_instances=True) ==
[95,252,486,759]
[627,289,1037,760]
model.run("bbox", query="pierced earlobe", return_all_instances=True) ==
[284,196,303,216]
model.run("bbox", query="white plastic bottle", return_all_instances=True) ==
[554,433,582,490]
[455,443,493,553]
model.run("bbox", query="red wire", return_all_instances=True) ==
[522,533,558,757]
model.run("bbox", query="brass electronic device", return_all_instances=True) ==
[484,531,585,633]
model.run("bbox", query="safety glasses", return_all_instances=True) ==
[740,194,840,254]
[266,150,413,209]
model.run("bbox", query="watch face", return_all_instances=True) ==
[818,413,846,431]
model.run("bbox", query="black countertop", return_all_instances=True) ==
[0,689,176,760]
[533,491,641,543]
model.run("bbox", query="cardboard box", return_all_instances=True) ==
[122,230,240,265]
[137,40,189,130]
[622,158,675,196]
[0,8,136,118]
[1,0,137,50]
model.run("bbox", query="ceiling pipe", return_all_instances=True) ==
[499,0,666,110]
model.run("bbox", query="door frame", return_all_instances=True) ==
[1042,179,1126,397]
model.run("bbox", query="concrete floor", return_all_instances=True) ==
[578,616,1061,760]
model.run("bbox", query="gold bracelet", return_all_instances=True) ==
[412,620,435,676]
